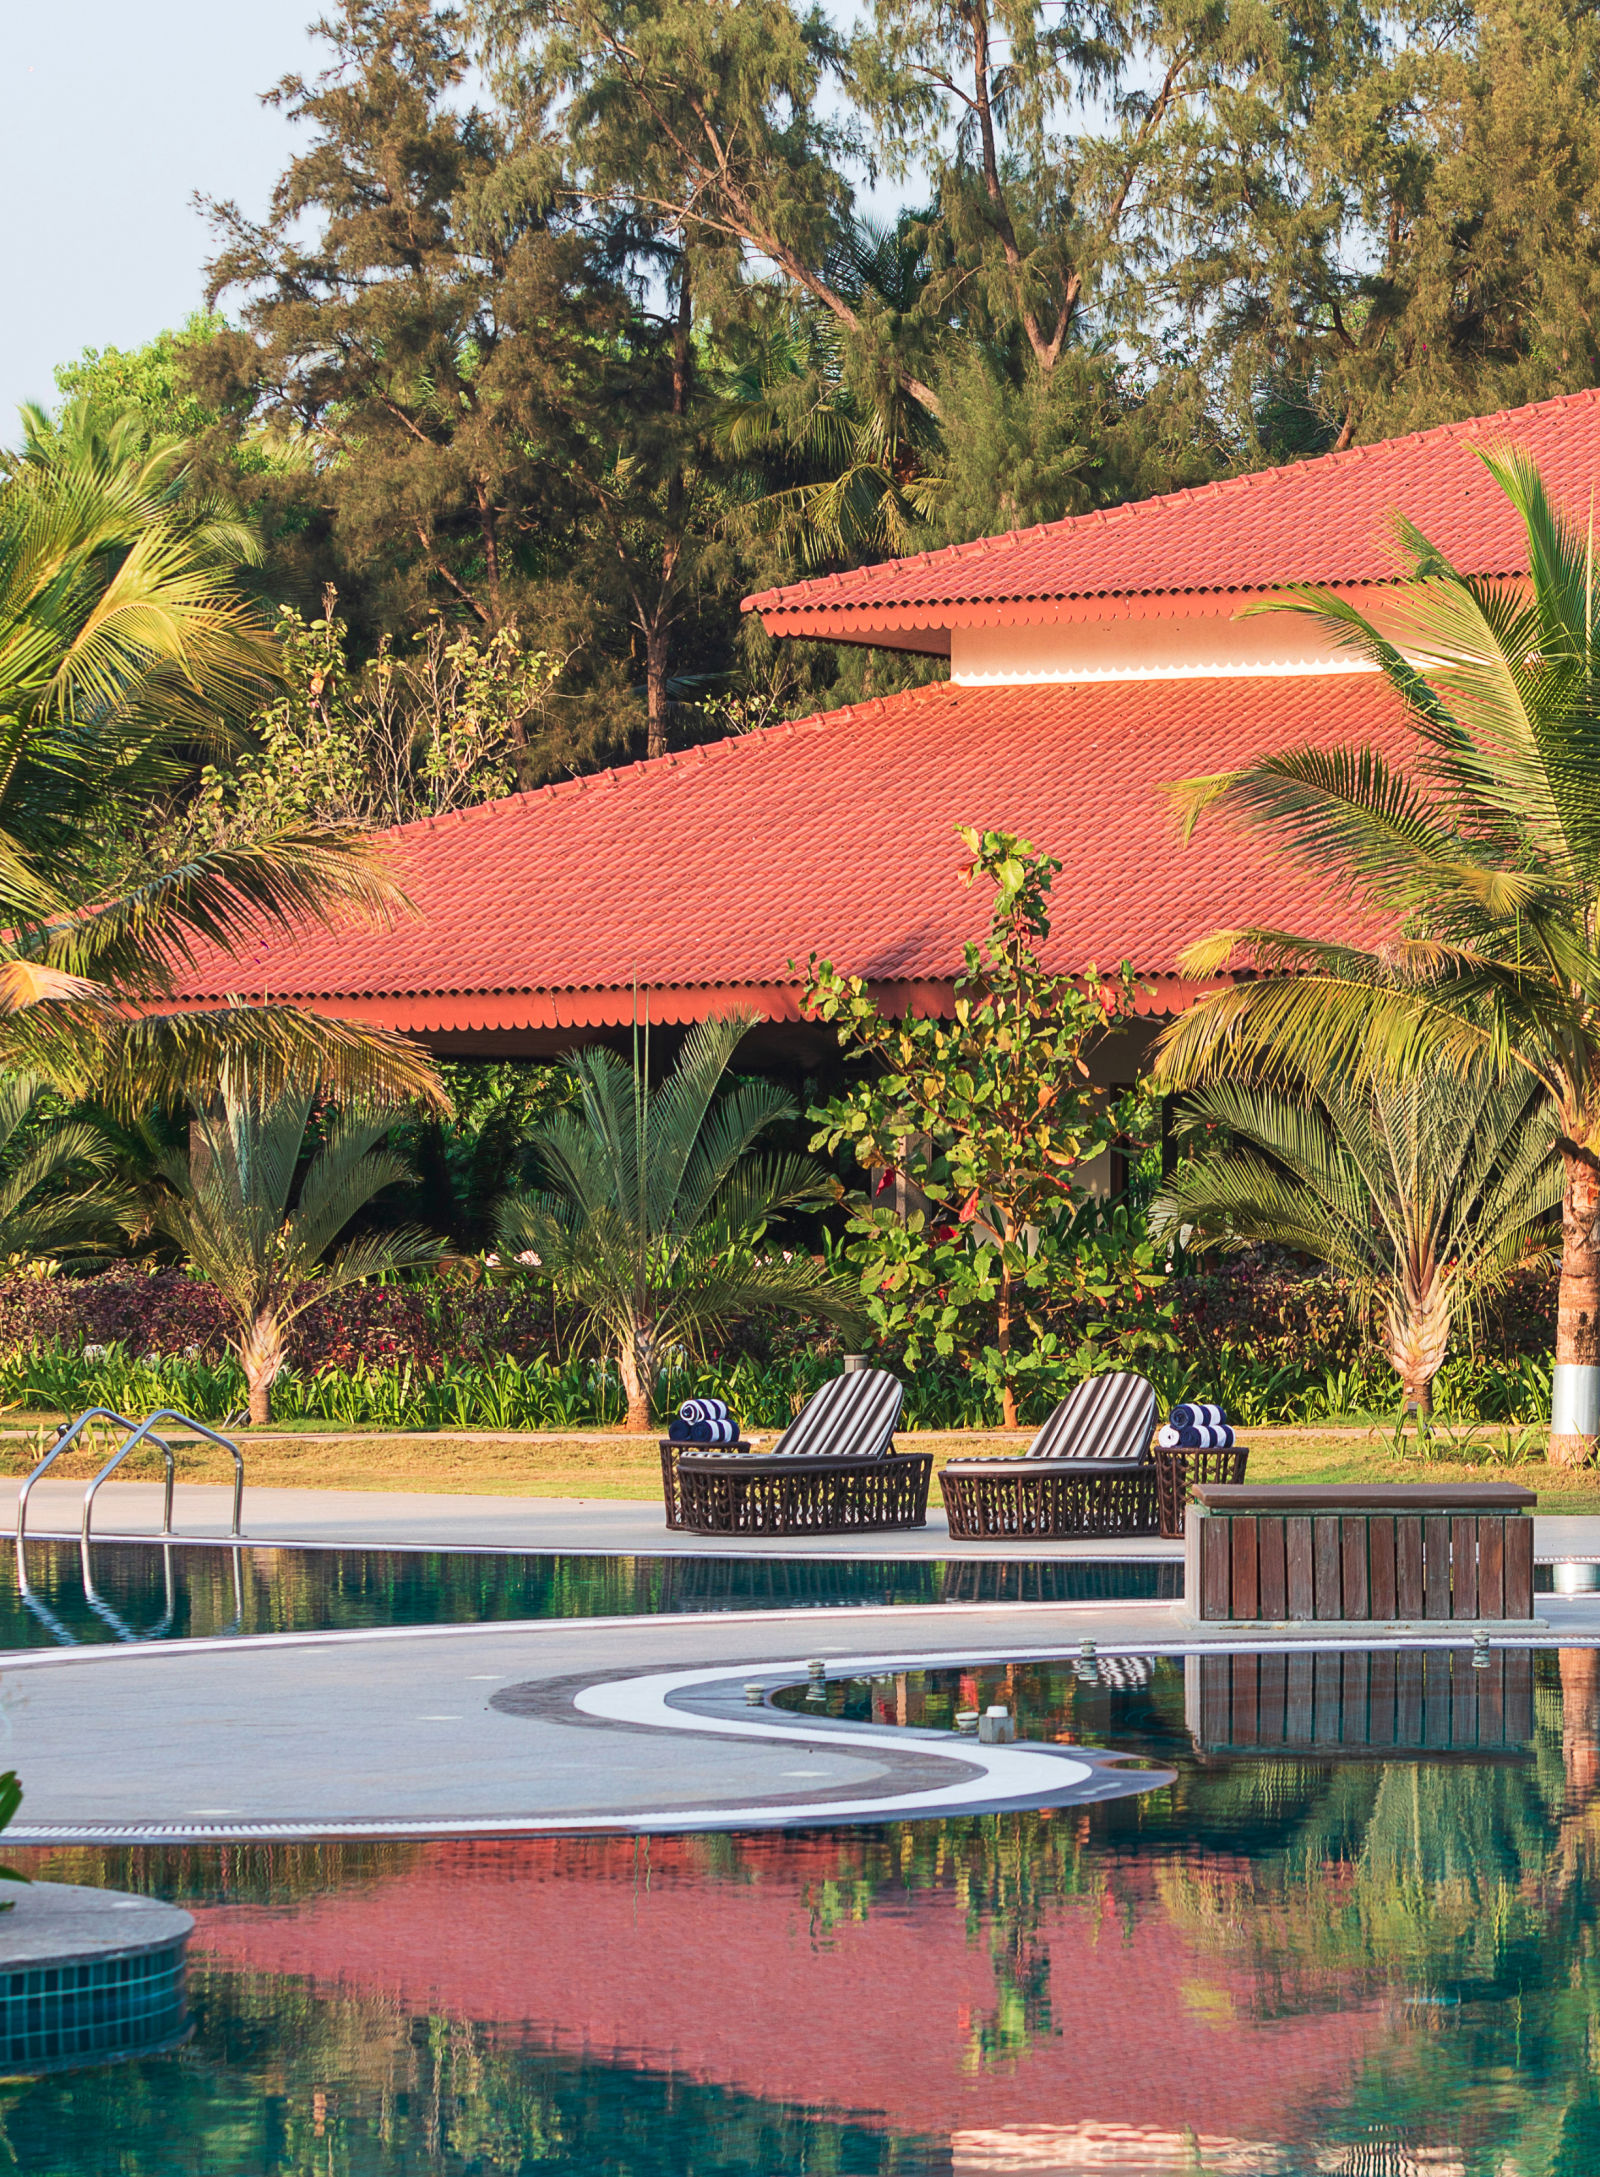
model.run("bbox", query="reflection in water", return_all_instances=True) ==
[0,1539,1179,1649]
[10,1651,1600,2169]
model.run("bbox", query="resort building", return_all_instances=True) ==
[170,386,1600,1072]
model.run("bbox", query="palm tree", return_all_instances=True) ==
[1152,1071,1561,1416]
[153,1071,441,1423]
[1157,448,1600,1465]
[497,1015,863,1432]
[0,398,436,1112]
[0,1072,137,1264]
[717,218,945,572]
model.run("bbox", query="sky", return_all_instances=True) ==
[2,1,323,431]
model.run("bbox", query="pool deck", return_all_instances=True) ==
[12,1475,1600,1563]
[9,1476,1600,1844]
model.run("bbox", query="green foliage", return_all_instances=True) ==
[153,1070,441,1422]
[0,393,439,1116]
[194,591,561,840]
[806,828,1171,1421]
[498,1014,862,1426]
[1159,450,1600,1455]
[51,313,230,446]
[1157,1070,1562,1412]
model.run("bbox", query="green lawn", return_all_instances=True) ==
[2,1417,1594,1510]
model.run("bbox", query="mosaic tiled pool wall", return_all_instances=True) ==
[0,1935,188,2074]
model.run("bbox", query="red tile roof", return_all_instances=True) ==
[744,385,1600,641]
[165,673,1406,1033]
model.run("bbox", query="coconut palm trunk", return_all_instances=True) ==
[1554,1145,1600,1463]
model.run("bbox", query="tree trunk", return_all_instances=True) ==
[1552,1148,1600,1467]
[997,1264,1018,1429]
[644,621,670,762]
[617,1331,652,1434]
[237,1310,283,1427]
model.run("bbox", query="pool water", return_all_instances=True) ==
[12,1648,1600,2173]
[0,1539,1183,1649]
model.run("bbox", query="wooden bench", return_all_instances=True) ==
[1186,1483,1538,1624]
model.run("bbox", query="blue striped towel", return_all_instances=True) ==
[1157,1422,1236,1450]
[1168,1402,1228,1430]
[679,1397,732,1424]
[669,1415,741,1443]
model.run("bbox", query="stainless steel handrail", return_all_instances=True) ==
[15,1409,142,1544]
[81,1411,243,1546]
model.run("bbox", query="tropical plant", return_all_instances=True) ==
[0,394,438,1113]
[806,828,1169,1426]
[0,1074,137,1265]
[716,218,945,572]
[1158,449,1600,1466]
[152,1071,442,1423]
[497,1013,863,1431]
[1153,1070,1562,1417]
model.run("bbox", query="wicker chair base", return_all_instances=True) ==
[939,1462,1161,1540]
[660,1440,752,1531]
[673,1452,934,1536]
[1152,1446,1248,1540]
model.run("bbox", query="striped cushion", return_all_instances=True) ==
[1025,1373,1156,1463]
[769,1369,903,1459]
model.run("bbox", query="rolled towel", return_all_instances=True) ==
[1158,1422,1236,1450]
[1168,1402,1228,1430]
[678,1396,732,1424]
[668,1415,741,1444]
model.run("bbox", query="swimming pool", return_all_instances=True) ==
[9,1646,1600,2174]
[0,1538,1184,1649]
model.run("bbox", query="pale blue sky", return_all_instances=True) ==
[3,1,320,429]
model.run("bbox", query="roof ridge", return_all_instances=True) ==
[742,384,1600,615]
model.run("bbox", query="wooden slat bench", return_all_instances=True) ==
[1186,1483,1538,1624]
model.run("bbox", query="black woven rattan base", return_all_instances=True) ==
[1152,1446,1248,1539]
[673,1452,934,1535]
[939,1463,1161,1540]
[660,1440,751,1530]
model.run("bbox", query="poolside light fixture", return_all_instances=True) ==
[954,1710,979,1734]
[1473,1630,1492,1670]
[1075,1637,1101,1686]
[806,1658,826,1680]
[744,1682,765,1705]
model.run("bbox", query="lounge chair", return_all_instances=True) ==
[669,1367,933,1535]
[939,1371,1162,1539]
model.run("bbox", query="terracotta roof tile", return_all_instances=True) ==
[167,674,1406,1030]
[745,385,1600,627]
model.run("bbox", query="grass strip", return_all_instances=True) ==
[2,1420,1598,1511]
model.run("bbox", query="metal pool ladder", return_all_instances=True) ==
[15,1408,244,1546]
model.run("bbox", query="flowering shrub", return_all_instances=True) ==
[0,1266,570,1372]
[0,1256,1559,1430]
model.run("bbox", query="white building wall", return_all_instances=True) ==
[950,614,1378,686]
